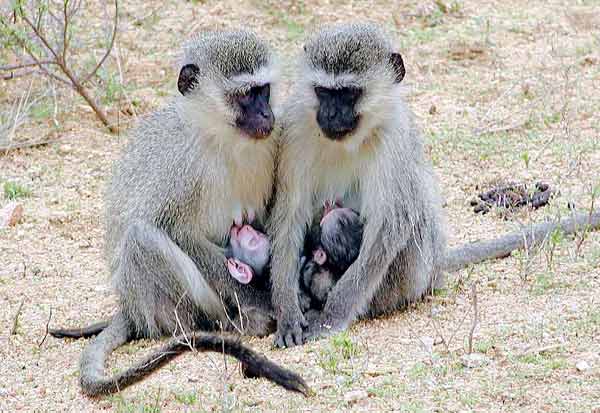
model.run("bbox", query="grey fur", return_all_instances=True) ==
[269,23,446,347]
[71,30,293,395]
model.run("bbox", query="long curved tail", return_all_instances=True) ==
[78,311,310,397]
[49,320,109,339]
[79,311,131,396]
[444,210,600,272]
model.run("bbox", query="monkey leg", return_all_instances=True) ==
[187,237,276,337]
[113,221,225,338]
[367,246,439,318]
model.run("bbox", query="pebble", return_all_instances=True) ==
[58,144,73,155]
[420,336,435,353]
[0,202,24,228]
[344,389,369,404]
[461,353,489,368]
[576,361,590,372]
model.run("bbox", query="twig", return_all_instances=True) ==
[467,283,478,354]
[82,1,118,84]
[0,1,120,133]
[0,61,56,71]
[38,307,53,347]
[1,138,57,152]
[474,120,526,136]
[574,184,597,256]
[518,344,562,357]
[219,292,244,335]
[10,300,25,335]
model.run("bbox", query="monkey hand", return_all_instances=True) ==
[274,308,307,348]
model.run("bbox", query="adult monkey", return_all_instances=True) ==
[269,23,600,347]
[51,30,309,396]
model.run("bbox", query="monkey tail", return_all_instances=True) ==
[79,311,132,396]
[444,210,600,272]
[49,320,109,339]
[78,311,311,397]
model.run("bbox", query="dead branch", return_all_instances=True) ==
[0,1,119,133]
[38,307,53,348]
[467,283,478,354]
[82,2,119,84]
[10,300,25,335]
[574,184,598,256]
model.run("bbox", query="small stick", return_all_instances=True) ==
[38,307,53,347]
[467,283,478,354]
[11,300,25,335]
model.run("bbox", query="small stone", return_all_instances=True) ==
[576,361,590,372]
[344,389,369,404]
[0,202,24,228]
[58,144,73,155]
[420,336,435,353]
[461,353,489,368]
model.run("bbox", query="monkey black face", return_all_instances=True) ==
[315,86,362,141]
[234,84,274,140]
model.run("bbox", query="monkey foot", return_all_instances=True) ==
[274,313,307,348]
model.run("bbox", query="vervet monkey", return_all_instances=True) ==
[269,22,600,347]
[50,30,309,396]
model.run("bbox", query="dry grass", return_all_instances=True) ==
[1,0,599,412]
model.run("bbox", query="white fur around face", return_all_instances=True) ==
[176,66,280,243]
[296,60,405,154]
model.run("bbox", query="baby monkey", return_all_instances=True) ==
[225,204,363,311]
[226,223,270,286]
[299,203,364,311]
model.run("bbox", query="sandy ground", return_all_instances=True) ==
[1,0,599,412]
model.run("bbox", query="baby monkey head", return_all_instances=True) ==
[178,30,277,140]
[302,23,406,146]
[228,224,270,284]
[319,207,363,274]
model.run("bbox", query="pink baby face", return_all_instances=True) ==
[228,224,270,283]
[230,224,269,254]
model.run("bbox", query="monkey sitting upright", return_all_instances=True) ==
[299,205,364,311]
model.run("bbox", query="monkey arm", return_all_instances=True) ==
[268,196,314,347]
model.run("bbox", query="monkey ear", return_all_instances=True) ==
[389,53,405,83]
[178,63,200,95]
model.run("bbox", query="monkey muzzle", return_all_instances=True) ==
[315,88,361,140]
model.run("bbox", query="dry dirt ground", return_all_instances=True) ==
[1,0,599,412]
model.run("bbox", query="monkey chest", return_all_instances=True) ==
[315,175,362,213]
[195,158,273,243]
